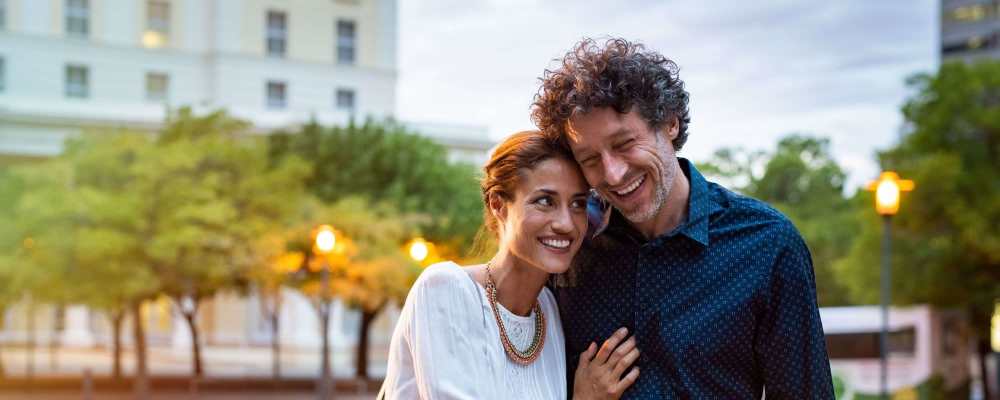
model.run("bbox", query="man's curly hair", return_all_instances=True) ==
[531,38,691,150]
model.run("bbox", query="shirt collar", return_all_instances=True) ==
[602,158,719,247]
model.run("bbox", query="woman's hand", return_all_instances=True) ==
[572,327,640,400]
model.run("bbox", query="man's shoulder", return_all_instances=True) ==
[709,183,798,232]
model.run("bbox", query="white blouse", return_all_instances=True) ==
[379,262,567,400]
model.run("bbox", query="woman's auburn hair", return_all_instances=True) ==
[479,130,575,235]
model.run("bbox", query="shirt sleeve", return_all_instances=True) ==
[382,265,486,400]
[755,227,836,399]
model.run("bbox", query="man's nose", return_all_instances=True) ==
[602,155,628,187]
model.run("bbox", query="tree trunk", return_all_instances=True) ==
[0,304,6,377]
[131,301,149,400]
[979,335,996,400]
[110,309,124,380]
[355,304,383,379]
[177,298,203,378]
[270,310,280,380]
[48,304,64,372]
[26,299,35,381]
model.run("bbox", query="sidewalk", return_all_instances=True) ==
[0,343,389,378]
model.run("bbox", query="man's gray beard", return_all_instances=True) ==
[620,164,673,225]
[620,135,676,225]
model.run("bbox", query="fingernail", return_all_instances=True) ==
[618,327,628,335]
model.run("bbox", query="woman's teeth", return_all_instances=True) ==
[540,238,570,249]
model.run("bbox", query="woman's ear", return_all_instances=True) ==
[489,193,508,225]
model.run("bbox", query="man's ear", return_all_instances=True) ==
[663,116,679,141]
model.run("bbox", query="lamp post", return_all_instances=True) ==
[866,171,914,400]
[313,225,336,400]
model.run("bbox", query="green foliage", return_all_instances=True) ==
[139,109,309,303]
[698,135,856,306]
[280,196,423,311]
[269,119,484,256]
[836,61,1000,336]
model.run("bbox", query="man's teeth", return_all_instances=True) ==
[540,239,570,249]
[614,175,645,196]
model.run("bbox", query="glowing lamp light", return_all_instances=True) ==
[409,238,429,262]
[314,225,336,254]
[142,31,167,48]
[866,171,914,216]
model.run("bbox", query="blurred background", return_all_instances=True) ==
[0,0,996,399]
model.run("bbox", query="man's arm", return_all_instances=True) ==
[754,227,835,399]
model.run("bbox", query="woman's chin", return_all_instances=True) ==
[531,255,574,275]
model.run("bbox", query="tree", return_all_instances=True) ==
[7,158,83,378]
[323,198,423,379]
[835,61,1000,396]
[276,196,422,386]
[248,235,302,380]
[268,119,484,255]
[698,135,857,306]
[140,108,308,378]
[0,165,28,377]
[61,132,161,380]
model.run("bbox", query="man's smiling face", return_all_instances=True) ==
[566,107,679,225]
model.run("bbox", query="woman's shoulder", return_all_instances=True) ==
[412,261,477,294]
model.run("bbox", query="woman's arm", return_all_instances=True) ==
[383,265,485,400]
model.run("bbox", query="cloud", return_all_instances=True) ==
[398,1,938,190]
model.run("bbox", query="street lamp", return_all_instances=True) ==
[312,225,336,400]
[866,171,914,400]
[408,238,429,263]
[407,237,437,267]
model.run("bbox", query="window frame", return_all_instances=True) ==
[65,64,90,99]
[266,10,287,58]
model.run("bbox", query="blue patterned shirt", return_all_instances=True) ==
[554,159,834,399]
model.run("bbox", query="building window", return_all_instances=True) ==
[266,81,286,109]
[266,11,287,57]
[336,20,356,65]
[145,72,168,101]
[65,65,89,98]
[335,88,355,111]
[65,0,90,38]
[947,4,991,23]
[942,32,1000,55]
[143,0,170,48]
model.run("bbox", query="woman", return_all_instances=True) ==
[380,131,639,399]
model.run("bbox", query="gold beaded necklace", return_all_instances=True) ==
[485,262,546,365]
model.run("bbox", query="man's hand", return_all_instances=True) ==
[572,327,640,400]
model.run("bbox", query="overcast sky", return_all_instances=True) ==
[397,1,939,190]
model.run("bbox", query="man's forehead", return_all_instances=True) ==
[565,112,629,148]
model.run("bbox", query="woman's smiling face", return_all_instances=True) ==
[497,157,590,274]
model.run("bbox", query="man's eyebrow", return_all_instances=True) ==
[609,127,631,140]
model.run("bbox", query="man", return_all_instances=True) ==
[533,38,834,398]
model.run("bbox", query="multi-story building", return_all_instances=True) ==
[941,0,1000,62]
[0,0,491,163]
[0,0,491,377]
